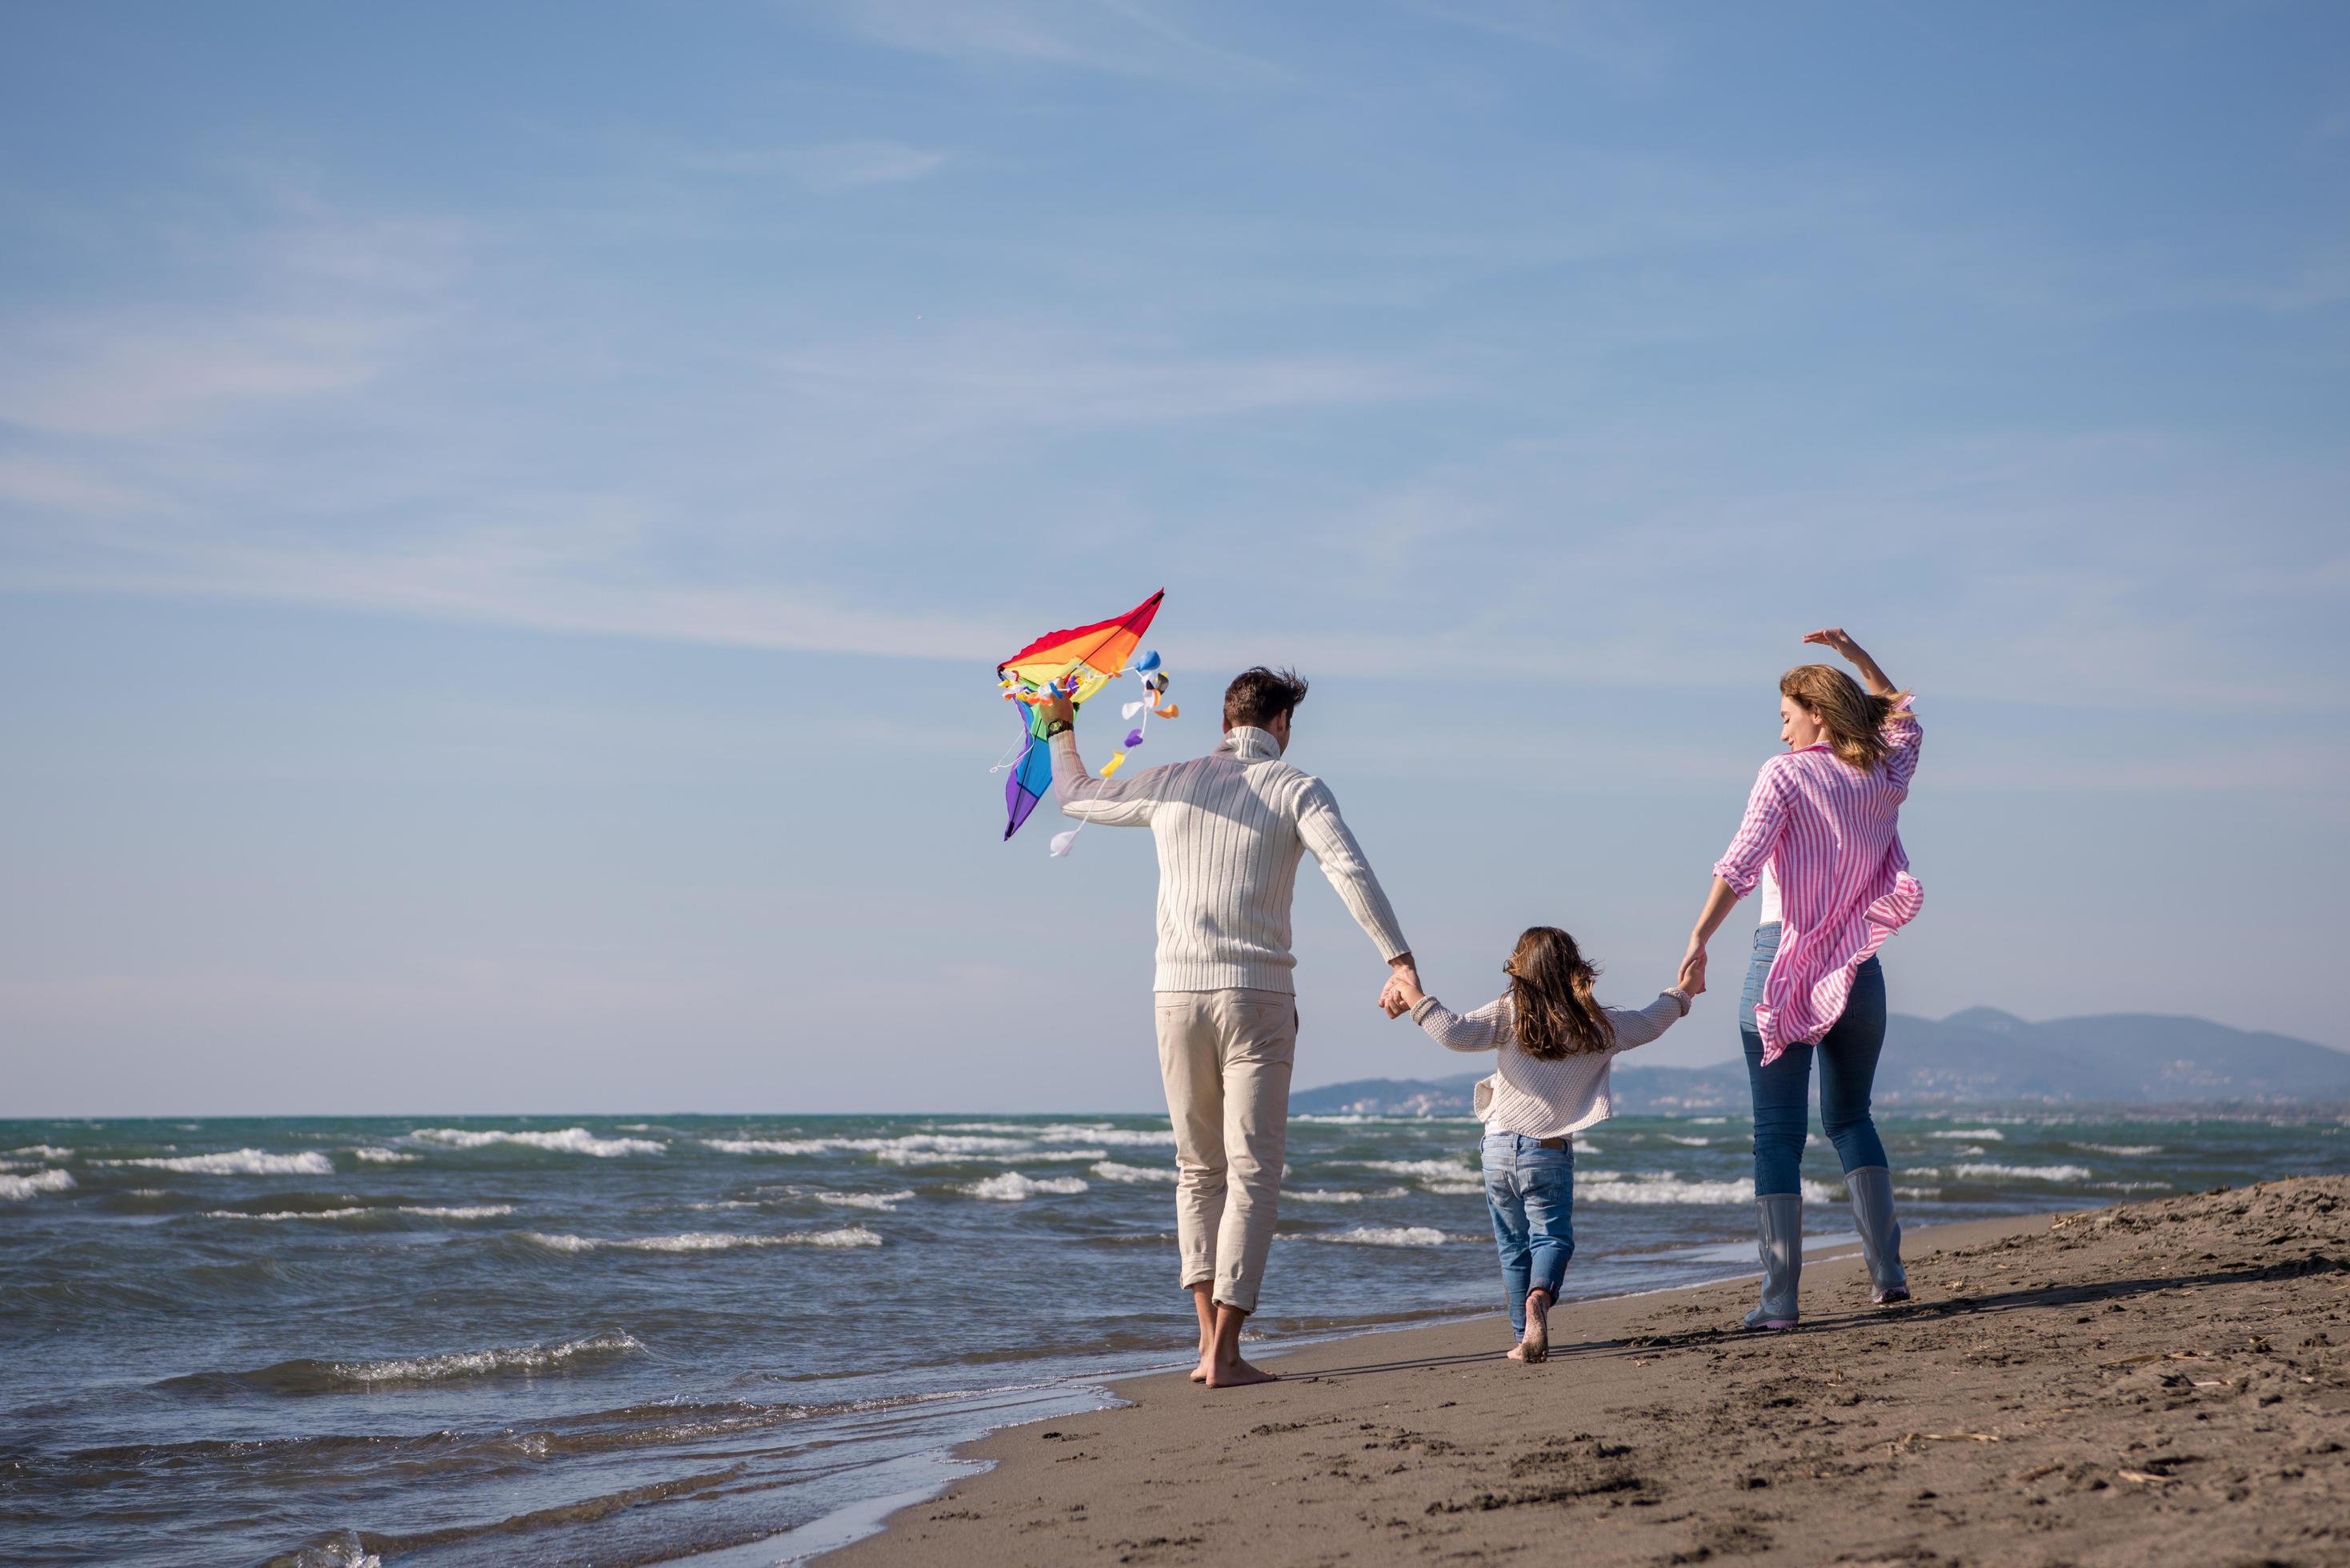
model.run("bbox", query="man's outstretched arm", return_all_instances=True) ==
[1042,686,1159,827]
[1295,780,1415,986]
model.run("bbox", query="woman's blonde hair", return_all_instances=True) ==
[1507,927,1615,1060]
[1781,664,1912,772]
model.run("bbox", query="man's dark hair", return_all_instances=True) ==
[1223,666,1309,730]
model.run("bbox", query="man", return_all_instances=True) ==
[1043,666,1416,1387]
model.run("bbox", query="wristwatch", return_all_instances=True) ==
[1043,718,1073,739]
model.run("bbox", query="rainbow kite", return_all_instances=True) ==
[995,590,1177,850]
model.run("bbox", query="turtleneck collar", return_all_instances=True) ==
[1216,726,1283,762]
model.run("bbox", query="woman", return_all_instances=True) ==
[1679,628,1923,1329]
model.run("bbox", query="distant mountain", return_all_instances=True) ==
[1291,1010,2350,1116]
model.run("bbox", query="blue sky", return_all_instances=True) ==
[3,2,2345,1114]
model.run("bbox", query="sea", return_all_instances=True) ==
[2,1109,2342,1566]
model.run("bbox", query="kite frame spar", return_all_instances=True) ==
[995,589,1166,843]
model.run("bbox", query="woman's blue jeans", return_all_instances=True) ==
[1481,1132,1575,1334]
[1742,923,1888,1198]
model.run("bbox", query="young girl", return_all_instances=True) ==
[1383,928,1696,1362]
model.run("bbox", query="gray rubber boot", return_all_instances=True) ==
[1743,1194,1802,1329]
[1845,1166,1909,1303]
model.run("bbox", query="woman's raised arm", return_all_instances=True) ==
[1802,627,1896,697]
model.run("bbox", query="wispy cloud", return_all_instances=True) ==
[670,138,949,190]
[811,0,1281,85]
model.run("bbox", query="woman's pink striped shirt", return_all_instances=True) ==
[1714,698,1924,1064]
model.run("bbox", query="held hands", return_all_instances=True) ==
[1378,954,1424,1019]
[1677,941,1708,998]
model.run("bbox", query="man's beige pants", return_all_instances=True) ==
[1154,988,1298,1316]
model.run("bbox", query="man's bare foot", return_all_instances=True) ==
[1518,1290,1550,1363]
[1190,1356,1211,1383]
[1204,1355,1279,1388]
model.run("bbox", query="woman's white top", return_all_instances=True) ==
[1407,989,1690,1138]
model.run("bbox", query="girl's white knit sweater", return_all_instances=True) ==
[1410,988,1689,1138]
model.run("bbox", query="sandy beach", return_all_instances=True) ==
[823,1175,2350,1567]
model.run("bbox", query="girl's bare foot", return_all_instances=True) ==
[1204,1355,1279,1388]
[1518,1290,1551,1363]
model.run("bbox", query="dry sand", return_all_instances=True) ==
[823,1176,2350,1567]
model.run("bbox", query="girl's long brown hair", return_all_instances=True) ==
[1780,664,1914,773]
[1507,927,1615,1060]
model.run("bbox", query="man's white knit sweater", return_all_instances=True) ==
[1051,725,1410,994]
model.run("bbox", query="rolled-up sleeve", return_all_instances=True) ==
[1712,761,1790,898]
[1880,694,1923,793]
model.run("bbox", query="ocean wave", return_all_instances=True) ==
[1932,1128,2005,1141]
[201,1203,518,1222]
[1424,1181,1484,1196]
[882,1146,1104,1166]
[1580,1175,1838,1205]
[1310,1225,1451,1247]
[10,1144,74,1160]
[1361,1158,1476,1179]
[1091,1161,1179,1184]
[409,1127,664,1158]
[520,1226,881,1253]
[964,1173,1088,1200]
[1951,1162,2092,1182]
[1662,1134,1711,1146]
[1285,1186,1408,1204]
[941,1122,1177,1147]
[799,1187,915,1211]
[0,1169,75,1201]
[99,1149,334,1176]
[163,1332,644,1396]
[351,1148,418,1164]
[706,1133,1111,1166]
[2080,1143,2160,1156]
[1688,1117,1727,1126]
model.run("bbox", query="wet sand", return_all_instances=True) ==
[823,1176,2350,1566]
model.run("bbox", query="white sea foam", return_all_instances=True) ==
[1952,1162,2092,1183]
[522,1226,882,1253]
[942,1122,1177,1147]
[317,1332,642,1385]
[882,1146,1104,1166]
[409,1128,664,1158]
[1663,1134,1712,1146]
[101,1149,334,1176]
[964,1173,1088,1201]
[1285,1186,1409,1204]
[1580,1174,1837,1206]
[2081,1143,2161,1156]
[0,1169,75,1201]
[703,1138,834,1155]
[204,1203,518,1222]
[1312,1225,1451,1247]
[1932,1129,2005,1141]
[1091,1161,1179,1184]
[1895,1186,1942,1199]
[1688,1117,1727,1126]
[1576,1139,1600,1153]
[1424,1182,1484,1196]
[805,1188,917,1212]
[352,1148,419,1164]
[10,1144,74,1160]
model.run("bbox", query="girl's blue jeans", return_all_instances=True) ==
[1481,1131,1575,1334]
[1741,922,1889,1197]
